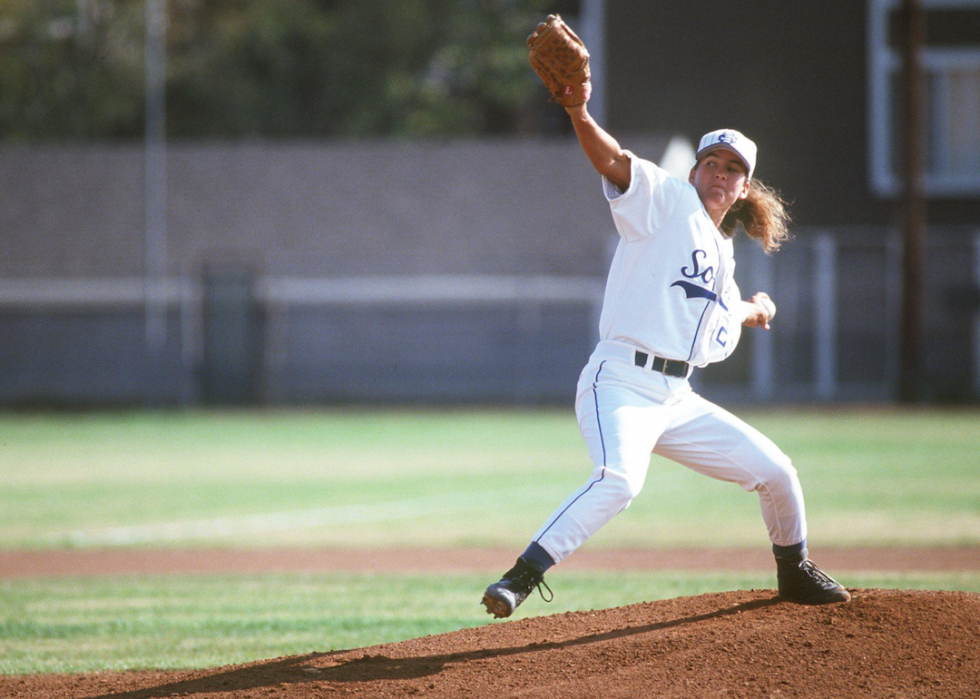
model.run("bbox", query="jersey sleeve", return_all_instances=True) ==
[601,151,686,242]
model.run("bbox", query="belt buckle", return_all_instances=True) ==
[652,356,686,378]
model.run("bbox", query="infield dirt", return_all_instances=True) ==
[3,588,978,699]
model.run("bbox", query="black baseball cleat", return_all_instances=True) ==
[482,558,553,619]
[777,554,851,605]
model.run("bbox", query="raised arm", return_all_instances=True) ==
[527,16,631,191]
[564,104,632,191]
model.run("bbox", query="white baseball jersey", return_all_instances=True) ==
[526,150,807,571]
[599,151,746,368]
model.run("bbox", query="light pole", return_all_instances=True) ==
[144,0,168,373]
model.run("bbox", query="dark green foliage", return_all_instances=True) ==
[0,0,146,139]
[0,0,560,140]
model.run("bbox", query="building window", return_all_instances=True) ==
[869,0,980,196]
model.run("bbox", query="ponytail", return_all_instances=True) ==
[721,180,791,253]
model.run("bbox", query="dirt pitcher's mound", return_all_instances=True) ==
[4,589,979,699]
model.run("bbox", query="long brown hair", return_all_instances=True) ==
[721,180,792,253]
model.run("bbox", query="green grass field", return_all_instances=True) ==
[1,407,979,549]
[1,407,979,674]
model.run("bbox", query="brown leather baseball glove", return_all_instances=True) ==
[527,14,591,108]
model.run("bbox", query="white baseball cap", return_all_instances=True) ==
[696,129,757,180]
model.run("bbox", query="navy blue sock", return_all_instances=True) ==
[772,540,807,561]
[519,541,555,574]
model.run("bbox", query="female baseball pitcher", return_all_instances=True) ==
[482,16,849,619]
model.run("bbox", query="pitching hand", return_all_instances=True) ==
[743,292,776,330]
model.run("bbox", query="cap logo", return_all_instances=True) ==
[698,128,757,179]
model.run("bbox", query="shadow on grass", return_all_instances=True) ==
[84,595,781,698]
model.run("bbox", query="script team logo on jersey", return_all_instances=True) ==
[670,249,727,310]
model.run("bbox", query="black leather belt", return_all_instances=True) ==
[634,351,690,378]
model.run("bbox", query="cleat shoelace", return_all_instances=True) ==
[511,566,554,603]
[801,560,839,588]
[536,578,554,603]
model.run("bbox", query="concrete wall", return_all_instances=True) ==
[0,138,663,406]
[2,141,977,406]
[0,137,673,280]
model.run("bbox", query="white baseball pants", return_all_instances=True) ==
[533,340,808,565]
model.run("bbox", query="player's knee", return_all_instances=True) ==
[599,468,645,509]
[622,478,645,503]
[755,452,800,494]
[619,472,647,505]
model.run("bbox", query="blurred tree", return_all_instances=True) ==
[0,0,572,140]
[0,0,145,139]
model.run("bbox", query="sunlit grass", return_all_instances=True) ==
[0,407,978,549]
